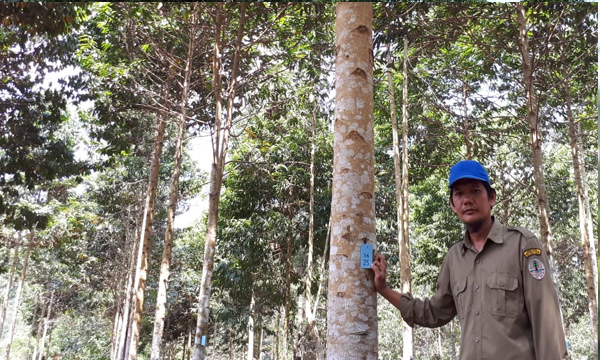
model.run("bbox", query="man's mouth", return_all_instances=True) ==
[463,208,477,215]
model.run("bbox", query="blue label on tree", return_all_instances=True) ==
[201,335,206,346]
[361,244,373,269]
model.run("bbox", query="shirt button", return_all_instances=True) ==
[475,311,480,316]
[475,259,480,264]
[475,337,480,343]
[475,284,480,290]
[499,281,505,287]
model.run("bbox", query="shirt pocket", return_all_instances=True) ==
[486,272,521,318]
[453,277,468,320]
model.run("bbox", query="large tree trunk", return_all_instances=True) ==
[150,6,197,360]
[5,231,34,359]
[127,92,170,359]
[562,57,598,347]
[327,3,377,360]
[193,4,246,359]
[0,232,21,338]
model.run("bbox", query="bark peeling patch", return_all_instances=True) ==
[352,25,369,36]
[351,67,367,81]
[345,130,366,144]
[359,191,372,199]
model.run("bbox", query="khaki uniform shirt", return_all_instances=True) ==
[399,219,568,360]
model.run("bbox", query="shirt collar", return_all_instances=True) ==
[461,217,503,253]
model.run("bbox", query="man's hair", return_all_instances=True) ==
[449,180,496,207]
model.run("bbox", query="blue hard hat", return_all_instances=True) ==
[448,160,491,188]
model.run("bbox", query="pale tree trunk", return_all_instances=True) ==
[387,39,413,360]
[37,291,54,360]
[33,293,47,360]
[274,311,280,360]
[400,36,413,360]
[229,328,235,360]
[576,124,598,305]
[257,325,263,360]
[283,238,292,360]
[304,107,323,359]
[5,231,34,360]
[327,3,377,360]
[114,215,140,360]
[193,3,246,359]
[150,6,197,360]
[26,295,39,359]
[0,232,21,339]
[247,284,255,360]
[515,3,560,286]
[462,82,472,160]
[562,58,598,346]
[128,89,170,359]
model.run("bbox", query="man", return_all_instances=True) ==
[371,160,568,360]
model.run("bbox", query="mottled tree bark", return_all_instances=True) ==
[327,3,377,360]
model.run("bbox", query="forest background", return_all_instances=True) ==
[0,2,597,360]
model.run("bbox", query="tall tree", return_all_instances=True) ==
[327,3,377,359]
[150,5,199,359]
[193,3,246,359]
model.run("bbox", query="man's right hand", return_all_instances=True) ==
[371,254,388,293]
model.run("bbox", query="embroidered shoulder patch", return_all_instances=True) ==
[528,259,546,280]
[523,248,542,258]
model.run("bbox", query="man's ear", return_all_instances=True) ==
[489,191,497,209]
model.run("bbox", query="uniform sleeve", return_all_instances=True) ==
[400,254,457,328]
[519,229,569,360]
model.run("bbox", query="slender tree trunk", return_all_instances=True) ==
[462,82,472,160]
[37,291,54,360]
[5,231,34,360]
[128,88,170,359]
[229,328,235,360]
[515,3,557,268]
[247,284,255,360]
[33,292,47,360]
[283,238,292,360]
[275,310,280,360]
[515,5,568,344]
[387,39,414,360]
[327,3,377,360]
[257,325,263,360]
[193,4,246,359]
[400,36,413,360]
[577,124,598,306]
[115,220,140,360]
[562,59,598,345]
[304,107,323,359]
[26,295,40,359]
[0,232,21,339]
[151,7,197,360]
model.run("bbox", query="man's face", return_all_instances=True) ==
[449,179,496,226]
